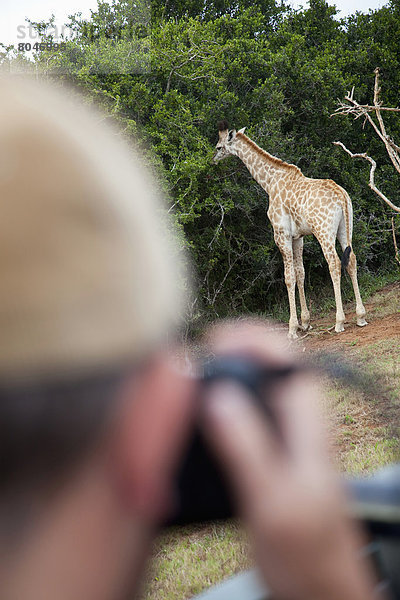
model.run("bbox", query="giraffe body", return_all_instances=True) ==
[214,122,367,338]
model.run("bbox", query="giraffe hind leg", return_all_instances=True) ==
[346,251,368,326]
[319,238,346,333]
[337,225,367,327]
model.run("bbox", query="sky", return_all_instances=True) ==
[0,0,391,48]
[288,0,389,15]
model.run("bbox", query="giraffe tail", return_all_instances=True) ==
[341,245,352,271]
[340,188,352,272]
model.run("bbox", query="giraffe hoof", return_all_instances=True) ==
[335,323,345,333]
[357,319,368,327]
[301,323,312,332]
[287,331,299,340]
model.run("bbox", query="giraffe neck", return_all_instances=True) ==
[234,133,301,194]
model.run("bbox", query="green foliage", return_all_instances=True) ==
[2,0,399,322]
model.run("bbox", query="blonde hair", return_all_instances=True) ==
[0,76,185,382]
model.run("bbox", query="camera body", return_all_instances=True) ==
[167,355,295,526]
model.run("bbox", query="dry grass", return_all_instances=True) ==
[365,283,400,319]
[322,345,400,474]
[144,522,251,599]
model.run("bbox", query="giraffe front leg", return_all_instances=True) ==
[293,238,311,331]
[286,275,299,339]
[276,237,299,339]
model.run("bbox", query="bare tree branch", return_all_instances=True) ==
[333,68,400,173]
[333,68,400,266]
[208,202,225,249]
[373,68,400,173]
[333,141,400,213]
[392,216,400,265]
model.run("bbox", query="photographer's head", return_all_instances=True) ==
[0,76,194,599]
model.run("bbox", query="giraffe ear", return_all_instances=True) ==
[238,127,246,134]
[228,129,236,141]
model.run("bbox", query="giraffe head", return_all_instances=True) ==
[213,120,246,163]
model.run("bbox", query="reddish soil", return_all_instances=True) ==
[298,281,400,353]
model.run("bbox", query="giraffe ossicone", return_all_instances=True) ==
[214,122,368,339]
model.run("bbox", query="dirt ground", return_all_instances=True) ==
[297,281,400,352]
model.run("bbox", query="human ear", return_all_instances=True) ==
[110,354,196,523]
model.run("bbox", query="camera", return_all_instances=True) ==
[167,355,298,526]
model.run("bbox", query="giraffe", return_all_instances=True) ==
[213,120,367,339]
